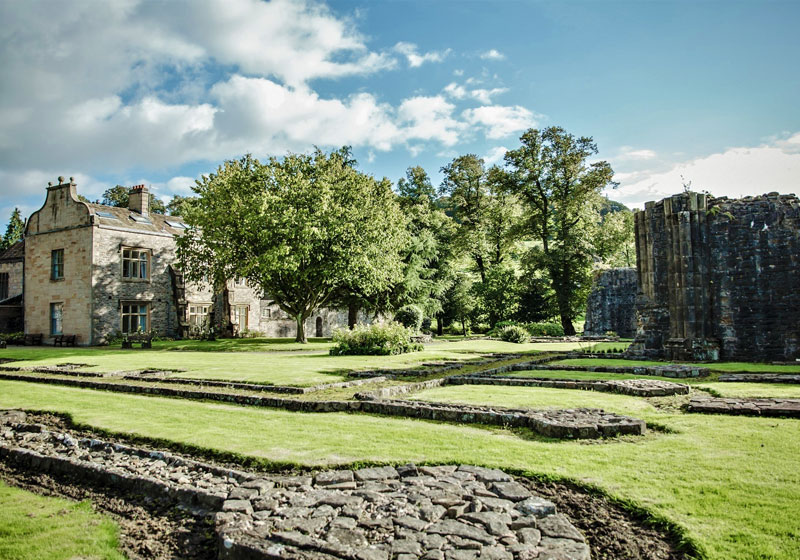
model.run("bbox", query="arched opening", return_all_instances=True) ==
[315,316,323,338]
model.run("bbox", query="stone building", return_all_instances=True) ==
[20,177,365,344]
[627,191,800,361]
[0,240,24,332]
[583,267,637,338]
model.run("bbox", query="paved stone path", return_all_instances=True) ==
[446,375,690,397]
[0,411,590,560]
[687,397,800,417]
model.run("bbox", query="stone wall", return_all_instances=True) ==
[628,191,800,361]
[0,261,23,301]
[582,268,637,337]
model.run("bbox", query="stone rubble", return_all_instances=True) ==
[522,364,710,378]
[717,373,800,384]
[687,396,800,417]
[0,411,591,560]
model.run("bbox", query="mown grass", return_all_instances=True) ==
[0,340,583,386]
[1,380,799,559]
[697,382,800,399]
[506,369,682,382]
[0,480,123,560]
[554,358,800,373]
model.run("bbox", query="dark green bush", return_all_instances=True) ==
[0,332,24,344]
[526,322,565,337]
[329,323,422,356]
[421,317,432,333]
[500,325,530,343]
[394,305,424,331]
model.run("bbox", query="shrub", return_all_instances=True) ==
[526,322,565,337]
[500,325,530,344]
[394,305,424,331]
[0,332,24,344]
[329,322,423,356]
[421,317,432,333]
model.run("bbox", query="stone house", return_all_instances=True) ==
[21,177,363,345]
[0,240,24,332]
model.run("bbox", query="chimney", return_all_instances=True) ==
[128,184,149,216]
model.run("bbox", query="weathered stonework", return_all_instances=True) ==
[0,240,24,332]
[582,268,637,338]
[628,192,800,362]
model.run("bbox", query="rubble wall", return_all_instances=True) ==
[582,268,637,337]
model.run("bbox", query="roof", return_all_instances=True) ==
[0,239,24,262]
[84,203,189,235]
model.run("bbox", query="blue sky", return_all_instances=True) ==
[1,0,799,228]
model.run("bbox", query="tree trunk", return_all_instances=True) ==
[348,302,358,329]
[295,314,307,343]
[437,312,443,336]
[559,310,576,336]
[461,317,467,336]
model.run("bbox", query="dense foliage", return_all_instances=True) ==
[394,304,424,331]
[0,208,24,251]
[329,323,422,355]
[499,325,529,343]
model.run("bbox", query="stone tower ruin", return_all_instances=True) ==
[627,191,800,362]
[583,268,637,338]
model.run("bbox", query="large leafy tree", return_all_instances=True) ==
[502,127,617,335]
[100,185,167,214]
[178,149,407,342]
[440,155,519,283]
[1,208,24,251]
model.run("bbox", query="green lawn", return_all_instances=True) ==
[554,358,800,373]
[1,380,798,559]
[0,481,123,560]
[506,369,682,382]
[698,382,800,399]
[0,340,584,386]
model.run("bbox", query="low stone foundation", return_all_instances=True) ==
[447,376,690,397]
[687,397,800,417]
[717,374,800,384]
[0,411,591,560]
[523,364,709,378]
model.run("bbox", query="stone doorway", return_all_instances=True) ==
[316,316,323,337]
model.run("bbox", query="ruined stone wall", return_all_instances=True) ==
[629,192,800,361]
[0,261,23,301]
[583,268,637,337]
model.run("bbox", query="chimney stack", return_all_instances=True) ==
[128,184,149,216]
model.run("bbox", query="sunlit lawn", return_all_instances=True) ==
[554,358,800,373]
[0,480,123,560]
[0,380,798,560]
[0,340,585,386]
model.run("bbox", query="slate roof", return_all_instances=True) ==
[84,203,189,236]
[0,240,24,262]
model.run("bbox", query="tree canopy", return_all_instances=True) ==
[99,185,167,214]
[1,208,24,251]
[177,148,408,342]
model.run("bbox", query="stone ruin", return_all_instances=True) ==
[627,191,800,361]
[582,268,637,338]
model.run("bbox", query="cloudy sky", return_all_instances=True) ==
[2,0,799,226]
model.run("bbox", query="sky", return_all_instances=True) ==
[1,0,799,228]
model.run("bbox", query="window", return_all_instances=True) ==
[165,220,187,229]
[122,248,150,279]
[188,304,211,326]
[234,305,249,330]
[96,211,118,220]
[51,249,64,280]
[234,276,247,287]
[260,308,271,319]
[50,303,63,335]
[0,272,8,300]
[121,303,149,333]
[130,213,152,224]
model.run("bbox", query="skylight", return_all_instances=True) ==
[165,220,188,229]
[95,211,118,219]
[130,213,152,224]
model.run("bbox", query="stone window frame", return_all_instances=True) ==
[260,307,271,319]
[120,301,150,333]
[233,304,249,330]
[121,247,151,282]
[51,249,64,281]
[50,302,63,335]
[188,303,212,326]
[0,272,7,300]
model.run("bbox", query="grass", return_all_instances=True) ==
[506,369,682,382]
[0,480,123,560]
[1,380,799,559]
[0,340,587,386]
[554,358,800,373]
[697,382,800,399]
[155,337,335,352]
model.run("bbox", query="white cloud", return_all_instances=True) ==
[469,87,508,104]
[443,82,468,99]
[484,146,508,166]
[398,96,464,146]
[616,147,657,161]
[613,136,800,208]
[393,42,450,68]
[463,105,539,139]
[480,49,505,60]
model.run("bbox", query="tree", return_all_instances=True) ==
[503,127,617,335]
[442,271,476,336]
[166,195,196,217]
[440,155,519,283]
[594,201,635,268]
[1,208,24,251]
[100,185,167,214]
[178,149,408,343]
